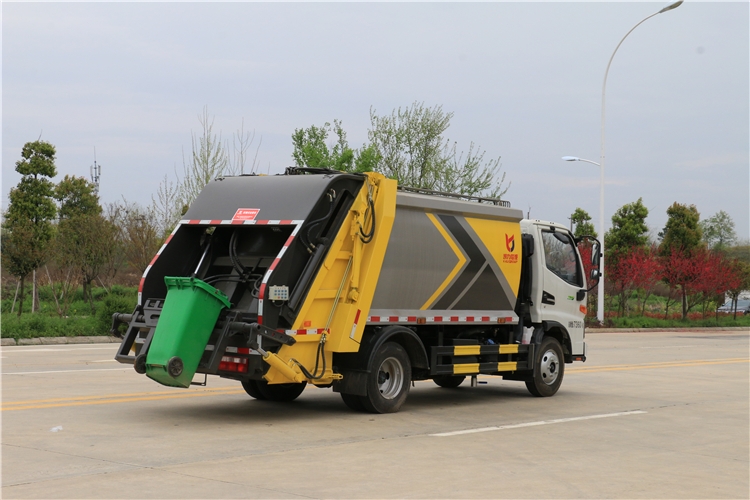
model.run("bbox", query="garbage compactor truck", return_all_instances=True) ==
[113,168,600,413]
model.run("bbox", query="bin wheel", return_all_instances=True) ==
[525,337,564,397]
[134,354,147,374]
[167,356,184,378]
[433,375,465,388]
[257,381,307,402]
[340,393,366,412]
[361,342,411,414]
[241,380,267,400]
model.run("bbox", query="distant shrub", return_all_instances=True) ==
[96,294,137,334]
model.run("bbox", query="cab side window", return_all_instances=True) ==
[541,230,582,287]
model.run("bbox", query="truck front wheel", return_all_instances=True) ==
[525,337,564,397]
[362,342,411,413]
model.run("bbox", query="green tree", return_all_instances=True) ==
[2,140,58,315]
[659,203,704,319]
[570,208,597,239]
[292,120,358,172]
[56,214,119,313]
[604,198,649,256]
[55,175,101,219]
[699,210,737,251]
[53,176,114,312]
[367,102,508,197]
[659,202,702,254]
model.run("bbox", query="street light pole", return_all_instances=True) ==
[566,0,682,325]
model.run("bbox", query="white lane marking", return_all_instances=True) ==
[640,345,697,349]
[90,360,118,363]
[3,368,132,375]
[1,347,117,353]
[430,411,647,437]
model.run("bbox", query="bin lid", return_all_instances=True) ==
[164,276,232,309]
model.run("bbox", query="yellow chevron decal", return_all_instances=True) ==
[420,213,467,310]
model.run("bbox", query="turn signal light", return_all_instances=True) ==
[579,305,587,315]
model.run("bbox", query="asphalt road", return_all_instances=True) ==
[2,330,748,499]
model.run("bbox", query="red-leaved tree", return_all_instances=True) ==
[661,247,706,319]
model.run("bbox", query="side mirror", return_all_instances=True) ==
[591,241,601,267]
[590,269,600,281]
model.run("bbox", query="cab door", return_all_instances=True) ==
[538,228,586,355]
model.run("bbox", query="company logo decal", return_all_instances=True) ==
[232,208,260,221]
[503,233,518,263]
[505,234,515,252]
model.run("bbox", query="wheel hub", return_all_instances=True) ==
[377,356,403,399]
[540,349,560,385]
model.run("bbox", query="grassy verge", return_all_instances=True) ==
[1,285,137,340]
[606,315,750,329]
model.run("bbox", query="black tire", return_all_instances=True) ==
[433,375,465,388]
[167,356,183,378]
[241,379,267,400]
[340,393,367,412]
[525,336,565,397]
[256,381,307,402]
[134,354,147,374]
[361,342,411,414]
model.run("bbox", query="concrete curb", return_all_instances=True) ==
[587,327,749,333]
[2,336,121,346]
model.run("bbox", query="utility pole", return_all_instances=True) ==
[90,148,101,196]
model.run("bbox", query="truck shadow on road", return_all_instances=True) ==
[138,382,550,425]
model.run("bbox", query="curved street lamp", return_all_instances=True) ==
[566,0,683,324]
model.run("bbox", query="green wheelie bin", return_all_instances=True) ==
[145,277,231,388]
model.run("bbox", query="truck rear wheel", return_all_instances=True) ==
[340,393,366,411]
[525,337,564,397]
[257,381,307,402]
[241,380,267,400]
[433,375,465,388]
[361,342,411,413]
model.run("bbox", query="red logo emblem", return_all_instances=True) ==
[232,208,260,221]
[505,234,515,252]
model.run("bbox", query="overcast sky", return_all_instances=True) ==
[3,1,748,240]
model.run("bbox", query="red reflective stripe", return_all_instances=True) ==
[370,316,380,322]
[256,220,268,225]
[284,235,295,247]
[268,258,281,271]
[482,316,490,321]
[231,219,244,224]
[189,220,200,224]
[164,234,174,245]
[450,316,459,322]
[210,219,222,225]
[466,316,474,322]
[407,316,416,322]
[280,220,293,225]
[389,316,399,322]
[138,278,145,293]
[354,309,361,324]
[259,283,266,298]
[434,316,442,322]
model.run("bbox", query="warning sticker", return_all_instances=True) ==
[232,208,260,221]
